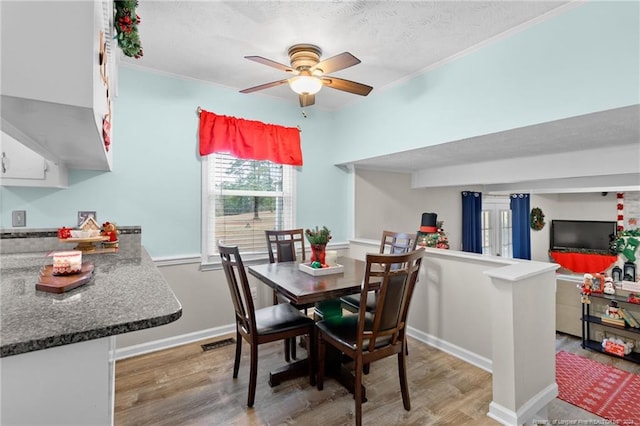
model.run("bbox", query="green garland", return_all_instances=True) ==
[530,207,545,231]
[115,0,143,58]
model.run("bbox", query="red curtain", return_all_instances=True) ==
[198,110,303,166]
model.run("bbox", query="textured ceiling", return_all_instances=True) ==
[124,0,573,110]
[122,1,638,179]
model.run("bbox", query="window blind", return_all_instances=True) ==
[203,153,295,262]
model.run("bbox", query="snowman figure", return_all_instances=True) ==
[603,277,616,295]
[605,301,622,319]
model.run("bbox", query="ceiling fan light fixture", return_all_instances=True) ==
[289,75,322,95]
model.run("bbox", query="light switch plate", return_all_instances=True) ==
[12,210,26,227]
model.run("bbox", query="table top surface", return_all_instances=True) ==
[248,256,366,305]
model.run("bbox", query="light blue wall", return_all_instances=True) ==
[332,1,640,164]
[1,68,342,258]
[2,0,637,257]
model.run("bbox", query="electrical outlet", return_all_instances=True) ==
[12,210,26,227]
[250,287,258,303]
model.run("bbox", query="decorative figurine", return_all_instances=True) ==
[605,300,621,319]
[603,277,616,295]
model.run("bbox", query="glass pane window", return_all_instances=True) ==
[499,209,513,258]
[482,197,513,258]
[202,153,295,263]
[481,210,492,255]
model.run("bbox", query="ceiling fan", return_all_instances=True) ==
[239,44,373,107]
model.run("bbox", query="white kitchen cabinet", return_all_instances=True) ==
[1,131,68,188]
[0,0,115,173]
[0,337,115,426]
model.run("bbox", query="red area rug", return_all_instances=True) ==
[556,351,640,424]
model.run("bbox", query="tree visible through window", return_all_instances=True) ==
[202,153,295,262]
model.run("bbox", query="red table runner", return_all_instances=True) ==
[550,251,617,274]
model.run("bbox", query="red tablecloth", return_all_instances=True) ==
[550,251,617,274]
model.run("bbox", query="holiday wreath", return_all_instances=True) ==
[530,207,545,231]
[115,0,143,58]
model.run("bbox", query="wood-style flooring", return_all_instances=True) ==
[114,333,639,425]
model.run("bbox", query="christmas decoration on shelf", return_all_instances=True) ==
[530,207,545,231]
[616,229,640,261]
[418,221,450,249]
[115,0,143,58]
[101,221,120,250]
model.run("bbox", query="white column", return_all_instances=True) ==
[485,262,559,426]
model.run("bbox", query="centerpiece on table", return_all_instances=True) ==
[305,226,332,266]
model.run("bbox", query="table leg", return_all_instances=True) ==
[269,359,309,387]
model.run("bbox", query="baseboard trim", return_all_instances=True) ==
[116,324,491,370]
[407,326,492,373]
[114,324,235,360]
[487,383,558,426]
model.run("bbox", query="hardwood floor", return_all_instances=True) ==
[114,333,638,425]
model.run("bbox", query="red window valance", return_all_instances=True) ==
[198,110,303,166]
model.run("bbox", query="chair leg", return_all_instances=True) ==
[354,355,364,426]
[233,329,242,379]
[247,343,258,408]
[398,346,411,411]
[316,332,325,390]
[363,363,370,375]
[308,328,316,386]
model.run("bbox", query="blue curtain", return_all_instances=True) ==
[510,193,531,260]
[461,191,482,253]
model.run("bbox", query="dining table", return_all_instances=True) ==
[247,256,369,398]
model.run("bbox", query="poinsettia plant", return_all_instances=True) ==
[115,0,143,58]
[305,226,332,245]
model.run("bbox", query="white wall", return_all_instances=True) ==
[354,168,481,250]
[530,192,624,262]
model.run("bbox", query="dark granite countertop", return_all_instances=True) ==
[0,248,182,357]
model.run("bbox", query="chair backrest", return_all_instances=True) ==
[265,229,306,264]
[218,242,257,336]
[357,249,424,352]
[379,231,418,255]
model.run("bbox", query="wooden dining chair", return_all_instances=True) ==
[340,230,417,313]
[316,249,423,426]
[265,229,313,361]
[218,242,315,407]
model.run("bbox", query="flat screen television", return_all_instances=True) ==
[550,220,617,252]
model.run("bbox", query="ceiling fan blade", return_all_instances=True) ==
[239,79,289,94]
[313,52,360,75]
[299,93,315,107]
[244,56,295,73]
[322,76,373,96]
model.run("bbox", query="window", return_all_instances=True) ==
[481,197,513,258]
[202,153,295,264]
